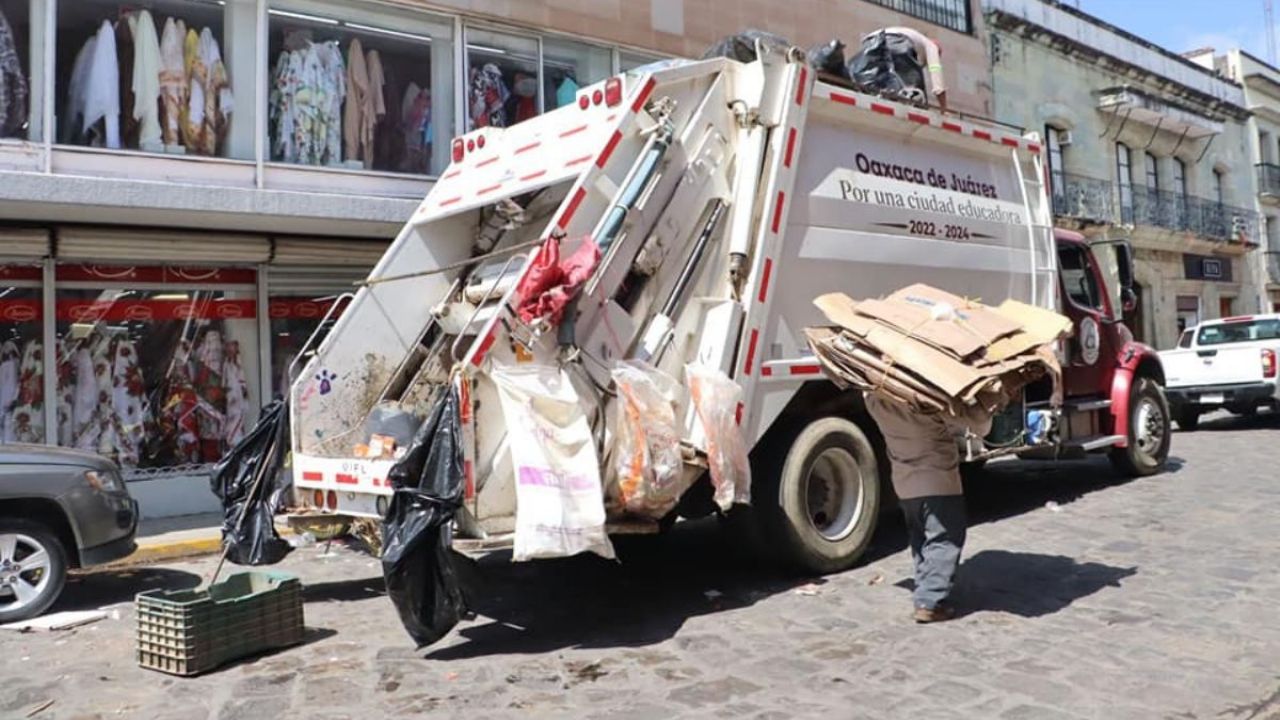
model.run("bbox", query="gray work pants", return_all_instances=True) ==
[900,495,967,610]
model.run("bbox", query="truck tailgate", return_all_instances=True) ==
[1161,346,1265,388]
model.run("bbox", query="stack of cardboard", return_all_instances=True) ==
[805,284,1072,416]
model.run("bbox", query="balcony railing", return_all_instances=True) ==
[1257,163,1280,197]
[1051,172,1260,245]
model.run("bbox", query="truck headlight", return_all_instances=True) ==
[85,470,125,493]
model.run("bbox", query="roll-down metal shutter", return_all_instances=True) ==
[0,229,52,261]
[267,239,389,294]
[56,228,271,264]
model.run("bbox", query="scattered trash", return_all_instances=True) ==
[794,583,824,597]
[565,660,608,684]
[867,573,885,586]
[1045,501,1062,513]
[0,610,108,632]
[287,532,317,549]
[703,589,724,600]
[24,699,54,718]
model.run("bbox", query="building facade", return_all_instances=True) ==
[987,0,1264,352]
[1211,49,1280,313]
[0,0,987,518]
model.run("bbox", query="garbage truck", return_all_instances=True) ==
[286,44,1171,574]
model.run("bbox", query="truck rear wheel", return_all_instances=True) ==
[1109,377,1171,478]
[759,416,881,575]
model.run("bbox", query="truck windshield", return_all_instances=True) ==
[1195,318,1280,346]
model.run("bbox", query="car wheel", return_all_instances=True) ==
[1174,406,1200,432]
[757,416,882,575]
[1109,377,1171,478]
[0,518,69,624]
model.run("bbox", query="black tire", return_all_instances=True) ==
[0,518,69,623]
[1174,406,1200,432]
[756,416,882,575]
[1109,377,1171,478]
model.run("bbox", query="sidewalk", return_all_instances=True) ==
[127,512,225,565]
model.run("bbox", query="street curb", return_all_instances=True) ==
[125,536,225,565]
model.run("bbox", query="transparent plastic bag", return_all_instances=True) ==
[610,361,689,519]
[685,364,751,511]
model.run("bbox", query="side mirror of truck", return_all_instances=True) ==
[1121,286,1138,314]
[1114,242,1135,290]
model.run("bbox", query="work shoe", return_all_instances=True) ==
[912,604,958,624]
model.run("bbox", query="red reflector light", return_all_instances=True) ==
[1264,349,1277,379]
[477,135,486,149]
[578,94,590,110]
[326,490,338,511]
[466,138,475,153]
[312,490,323,507]
[451,138,464,163]
[604,77,623,107]
[592,89,604,106]
[604,78,624,107]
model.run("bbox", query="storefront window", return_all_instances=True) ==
[53,265,259,473]
[267,2,455,175]
[0,264,44,444]
[268,293,348,399]
[542,37,610,111]
[0,1,40,141]
[466,27,539,131]
[55,0,253,159]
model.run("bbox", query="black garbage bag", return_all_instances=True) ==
[807,39,848,79]
[702,29,791,62]
[848,30,927,103]
[381,388,471,647]
[210,400,293,566]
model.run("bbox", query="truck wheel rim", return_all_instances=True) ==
[1134,398,1166,459]
[0,533,53,614]
[804,447,863,542]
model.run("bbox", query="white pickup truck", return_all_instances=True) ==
[1159,314,1280,430]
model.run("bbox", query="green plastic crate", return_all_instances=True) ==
[136,571,305,676]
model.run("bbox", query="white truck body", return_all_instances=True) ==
[1159,314,1280,424]
[287,52,1056,564]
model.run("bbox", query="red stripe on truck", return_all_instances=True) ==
[1001,137,1020,148]
[597,131,623,168]
[560,124,588,138]
[871,103,895,116]
[743,329,760,376]
[471,332,497,367]
[796,66,808,106]
[631,77,657,113]
[301,471,323,483]
[758,258,774,303]
[771,191,786,234]
[830,93,857,106]
[789,364,822,376]
[784,128,797,168]
[557,187,587,229]
[515,141,541,154]
[519,170,547,182]
[335,473,357,485]
[907,112,931,125]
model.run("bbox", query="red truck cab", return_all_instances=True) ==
[1050,229,1170,476]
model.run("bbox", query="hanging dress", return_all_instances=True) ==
[63,35,97,144]
[365,49,386,168]
[70,343,100,451]
[468,63,508,129]
[199,29,233,155]
[158,18,187,147]
[82,21,122,149]
[192,330,225,462]
[221,340,249,450]
[108,339,147,467]
[131,10,163,149]
[0,8,28,137]
[0,340,19,442]
[10,339,44,444]
[342,38,369,165]
[181,27,205,154]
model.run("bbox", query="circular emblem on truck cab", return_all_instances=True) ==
[1080,316,1101,366]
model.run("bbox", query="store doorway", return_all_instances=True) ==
[1219,296,1236,319]
[1127,282,1146,343]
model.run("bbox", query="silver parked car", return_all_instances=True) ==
[0,445,138,623]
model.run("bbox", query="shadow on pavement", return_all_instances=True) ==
[56,566,203,612]
[1193,408,1280,433]
[956,550,1136,618]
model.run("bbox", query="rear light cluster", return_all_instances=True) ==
[309,489,339,512]
[1264,349,1277,379]
[449,76,623,166]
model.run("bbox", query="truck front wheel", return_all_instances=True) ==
[1109,377,1171,477]
[759,417,882,575]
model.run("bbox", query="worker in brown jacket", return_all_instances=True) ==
[866,395,988,623]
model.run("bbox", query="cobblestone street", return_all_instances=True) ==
[3,411,1279,720]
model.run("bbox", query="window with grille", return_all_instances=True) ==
[864,0,972,34]
[1046,126,1065,199]
[1117,143,1134,221]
